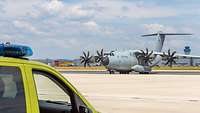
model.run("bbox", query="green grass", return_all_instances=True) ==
[152,66,200,70]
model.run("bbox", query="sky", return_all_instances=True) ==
[0,0,200,59]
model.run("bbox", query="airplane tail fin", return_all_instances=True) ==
[142,31,192,52]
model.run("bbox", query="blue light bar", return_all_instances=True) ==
[0,43,33,58]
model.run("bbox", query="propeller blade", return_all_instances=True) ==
[148,60,153,64]
[101,49,104,56]
[80,56,85,60]
[83,51,87,57]
[171,51,176,57]
[88,56,93,60]
[140,50,145,55]
[160,52,166,57]
[168,49,171,56]
[147,50,153,58]
[165,60,170,65]
[137,48,154,66]
[97,50,101,56]
[146,48,149,56]
[173,60,177,64]
[95,48,105,63]
[162,49,177,67]
[80,51,92,67]
[81,60,85,64]
[87,51,90,58]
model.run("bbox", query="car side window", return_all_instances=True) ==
[0,66,26,113]
[32,70,77,113]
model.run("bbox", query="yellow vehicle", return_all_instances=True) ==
[0,43,98,113]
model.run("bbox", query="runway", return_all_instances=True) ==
[60,70,200,75]
[63,73,200,113]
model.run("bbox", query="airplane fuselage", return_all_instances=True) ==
[105,50,139,72]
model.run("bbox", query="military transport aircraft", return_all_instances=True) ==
[80,31,200,74]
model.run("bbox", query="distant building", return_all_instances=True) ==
[32,59,75,67]
[53,59,74,67]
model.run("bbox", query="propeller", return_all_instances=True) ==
[80,51,92,67]
[161,49,177,67]
[136,48,153,66]
[95,49,104,63]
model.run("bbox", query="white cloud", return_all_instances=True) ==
[3,0,179,21]
[143,24,177,33]
[83,21,98,30]
[83,1,178,20]
[40,2,94,22]
[0,0,43,18]
[62,5,94,22]
[44,0,64,13]
[13,20,42,34]
[69,5,91,17]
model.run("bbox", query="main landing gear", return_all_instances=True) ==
[109,70,131,74]
[119,71,130,74]
[108,70,115,74]
[139,72,150,74]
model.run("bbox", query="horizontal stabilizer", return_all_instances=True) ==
[142,33,192,37]
[141,31,193,52]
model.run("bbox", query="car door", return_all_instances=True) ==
[0,62,31,113]
[25,64,94,113]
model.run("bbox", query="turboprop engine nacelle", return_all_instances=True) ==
[131,65,151,73]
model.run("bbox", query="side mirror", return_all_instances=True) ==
[79,106,92,113]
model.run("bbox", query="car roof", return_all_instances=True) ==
[0,57,50,67]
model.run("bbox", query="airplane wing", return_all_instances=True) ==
[153,51,200,59]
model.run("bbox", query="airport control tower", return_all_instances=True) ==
[184,46,193,66]
[184,46,191,55]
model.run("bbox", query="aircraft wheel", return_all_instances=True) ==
[120,71,129,74]
[109,70,115,74]
[139,72,149,74]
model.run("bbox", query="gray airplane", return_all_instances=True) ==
[80,32,200,74]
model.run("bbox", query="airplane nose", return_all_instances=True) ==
[101,56,109,66]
